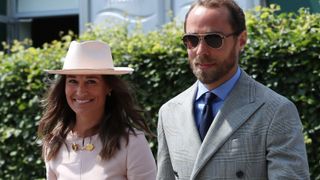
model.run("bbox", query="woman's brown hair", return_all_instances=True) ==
[38,75,152,160]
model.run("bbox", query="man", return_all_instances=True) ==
[156,0,310,179]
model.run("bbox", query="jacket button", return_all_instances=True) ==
[236,170,244,178]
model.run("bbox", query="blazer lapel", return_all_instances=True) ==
[181,85,202,148]
[191,71,265,179]
[173,82,202,158]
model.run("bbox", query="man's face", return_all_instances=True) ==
[185,6,246,90]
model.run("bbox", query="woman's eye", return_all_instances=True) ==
[87,80,97,84]
[67,79,77,84]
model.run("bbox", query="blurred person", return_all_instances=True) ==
[38,40,156,180]
[156,0,309,179]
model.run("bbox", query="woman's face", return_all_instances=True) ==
[65,75,110,118]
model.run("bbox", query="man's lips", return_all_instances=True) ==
[196,63,215,69]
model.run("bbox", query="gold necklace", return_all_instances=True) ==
[71,136,95,152]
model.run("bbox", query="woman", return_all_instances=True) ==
[38,40,156,179]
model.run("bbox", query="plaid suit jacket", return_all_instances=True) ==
[157,69,310,180]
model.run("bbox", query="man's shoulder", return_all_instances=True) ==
[254,80,288,101]
[236,70,293,109]
[246,74,293,107]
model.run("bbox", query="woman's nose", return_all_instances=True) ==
[76,83,88,95]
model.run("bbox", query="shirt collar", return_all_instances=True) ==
[196,67,241,101]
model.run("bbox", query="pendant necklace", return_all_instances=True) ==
[71,136,95,152]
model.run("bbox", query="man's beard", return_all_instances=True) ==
[189,46,238,85]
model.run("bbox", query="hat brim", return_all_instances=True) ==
[45,67,134,75]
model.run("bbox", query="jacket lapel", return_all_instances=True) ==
[181,87,202,149]
[173,82,202,158]
[190,71,265,179]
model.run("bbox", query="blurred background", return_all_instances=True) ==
[0,0,319,179]
[1,0,319,48]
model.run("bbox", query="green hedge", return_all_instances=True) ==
[0,5,319,179]
[0,38,72,179]
[243,6,320,179]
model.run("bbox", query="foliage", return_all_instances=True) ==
[0,5,319,179]
[243,5,320,179]
[0,37,72,179]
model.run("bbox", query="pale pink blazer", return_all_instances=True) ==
[46,130,156,180]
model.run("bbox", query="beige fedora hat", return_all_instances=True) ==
[45,40,134,75]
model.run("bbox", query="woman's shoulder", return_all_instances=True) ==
[125,129,154,160]
[126,128,149,145]
[127,129,148,144]
[117,128,151,153]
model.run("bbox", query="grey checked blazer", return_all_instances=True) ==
[157,69,310,180]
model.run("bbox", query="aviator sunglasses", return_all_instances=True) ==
[182,32,238,49]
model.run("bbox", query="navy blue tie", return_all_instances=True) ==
[199,92,216,141]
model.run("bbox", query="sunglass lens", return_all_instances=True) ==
[183,35,199,49]
[205,34,223,48]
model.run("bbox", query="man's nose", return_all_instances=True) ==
[195,39,210,56]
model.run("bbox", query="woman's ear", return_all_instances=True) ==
[107,89,112,96]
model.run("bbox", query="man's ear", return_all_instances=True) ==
[238,30,247,50]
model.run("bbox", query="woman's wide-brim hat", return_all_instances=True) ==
[45,40,133,75]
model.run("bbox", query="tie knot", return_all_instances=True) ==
[204,92,216,104]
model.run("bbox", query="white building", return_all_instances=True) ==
[0,0,267,47]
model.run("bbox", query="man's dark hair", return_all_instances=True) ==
[184,0,246,35]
